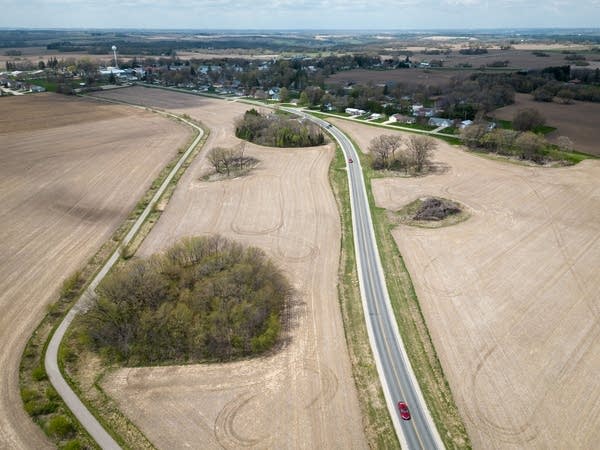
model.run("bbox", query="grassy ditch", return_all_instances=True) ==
[20,274,98,450]
[60,118,209,448]
[329,142,399,448]
[343,130,471,449]
[19,115,207,449]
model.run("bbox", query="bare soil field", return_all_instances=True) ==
[331,118,600,450]
[0,48,111,65]
[327,50,593,87]
[0,93,190,448]
[327,68,470,87]
[92,87,367,449]
[493,92,600,156]
[435,49,574,70]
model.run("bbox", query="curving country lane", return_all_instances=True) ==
[44,108,204,450]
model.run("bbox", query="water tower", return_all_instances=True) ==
[111,45,118,68]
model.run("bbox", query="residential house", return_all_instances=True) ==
[429,117,454,128]
[390,114,416,124]
[345,108,366,116]
[415,107,436,118]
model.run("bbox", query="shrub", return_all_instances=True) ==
[46,415,75,439]
[60,271,83,300]
[24,400,58,416]
[21,388,39,403]
[32,366,47,381]
[46,386,60,402]
[61,440,83,450]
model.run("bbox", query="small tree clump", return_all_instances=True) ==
[413,198,461,221]
[207,142,257,177]
[369,134,436,174]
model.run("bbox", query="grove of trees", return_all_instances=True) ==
[235,108,324,147]
[81,235,291,365]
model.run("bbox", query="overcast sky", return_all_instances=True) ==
[2,0,599,29]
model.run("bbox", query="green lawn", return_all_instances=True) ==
[497,119,556,135]
[389,122,437,131]
[25,78,59,92]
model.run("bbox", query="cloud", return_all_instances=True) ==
[0,0,596,29]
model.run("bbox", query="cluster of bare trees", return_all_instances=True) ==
[207,142,257,177]
[369,134,437,173]
[81,235,291,365]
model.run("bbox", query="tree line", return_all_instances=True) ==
[80,235,291,365]
[461,109,574,164]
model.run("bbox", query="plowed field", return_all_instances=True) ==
[92,87,367,449]
[0,93,190,448]
[331,118,600,450]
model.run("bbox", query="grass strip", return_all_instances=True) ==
[59,116,209,449]
[329,142,400,448]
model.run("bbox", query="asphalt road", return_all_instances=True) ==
[44,108,204,450]
[289,109,445,450]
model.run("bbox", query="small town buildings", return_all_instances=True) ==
[345,108,366,116]
[428,117,454,128]
[390,114,416,124]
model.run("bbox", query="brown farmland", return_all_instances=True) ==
[91,87,367,449]
[330,118,600,450]
[0,93,190,448]
[326,50,576,88]
[327,68,470,87]
[493,92,600,156]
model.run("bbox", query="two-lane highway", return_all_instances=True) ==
[290,109,444,449]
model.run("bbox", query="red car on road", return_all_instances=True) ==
[348,158,353,163]
[398,401,411,420]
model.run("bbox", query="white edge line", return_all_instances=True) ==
[326,127,409,450]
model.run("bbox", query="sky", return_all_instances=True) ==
[2,0,600,29]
